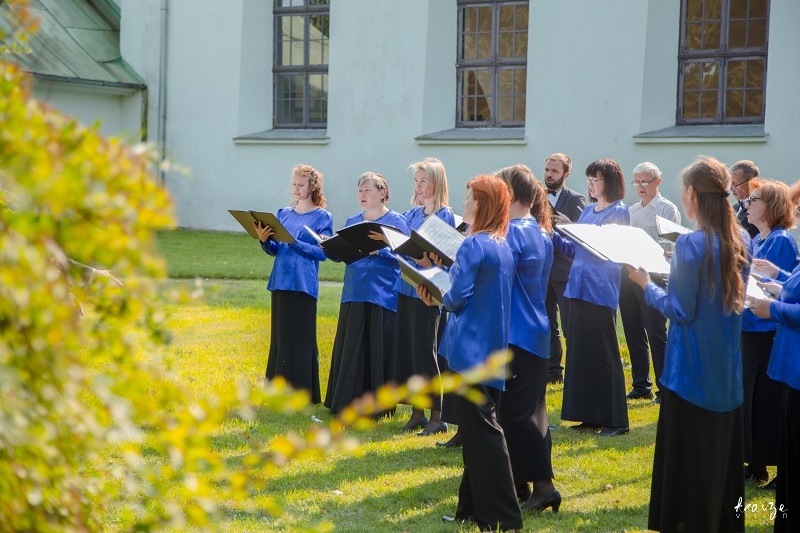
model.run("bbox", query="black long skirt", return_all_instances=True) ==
[648,389,744,532]
[499,345,553,482]
[394,294,452,417]
[324,301,397,414]
[741,330,782,466]
[454,385,523,532]
[775,384,798,533]
[266,290,321,404]
[561,299,629,427]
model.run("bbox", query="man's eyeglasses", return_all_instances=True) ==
[731,177,754,190]
[743,195,762,208]
[631,177,657,188]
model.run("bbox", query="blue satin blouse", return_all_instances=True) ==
[261,206,333,300]
[507,218,553,359]
[742,228,799,332]
[644,231,746,412]
[439,232,514,391]
[340,210,409,312]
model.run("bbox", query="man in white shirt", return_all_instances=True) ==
[619,162,680,403]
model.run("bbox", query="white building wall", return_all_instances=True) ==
[119,0,800,231]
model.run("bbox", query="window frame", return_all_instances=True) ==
[272,0,330,129]
[456,0,528,128]
[677,0,770,125]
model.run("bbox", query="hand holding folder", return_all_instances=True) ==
[397,257,451,306]
[305,220,391,264]
[383,215,465,268]
[228,209,296,243]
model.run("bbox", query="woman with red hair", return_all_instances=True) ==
[419,175,522,532]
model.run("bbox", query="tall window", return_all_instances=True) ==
[273,0,329,128]
[678,0,769,124]
[457,0,528,127]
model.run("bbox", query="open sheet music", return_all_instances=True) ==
[387,214,465,268]
[655,215,693,242]
[305,221,389,264]
[555,223,671,274]
[228,209,296,243]
[745,273,776,302]
[397,257,451,307]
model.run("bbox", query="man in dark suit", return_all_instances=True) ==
[730,160,759,239]
[543,153,586,383]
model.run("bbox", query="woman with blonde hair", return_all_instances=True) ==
[419,175,522,532]
[255,164,333,403]
[394,157,456,436]
[628,156,749,532]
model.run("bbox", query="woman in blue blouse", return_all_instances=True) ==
[740,179,798,484]
[496,165,560,512]
[553,159,630,436]
[255,164,333,404]
[629,156,749,532]
[395,157,456,436]
[419,175,522,532]
[747,179,800,533]
[324,172,409,415]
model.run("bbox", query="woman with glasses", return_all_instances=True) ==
[628,156,749,532]
[747,180,800,533]
[552,159,630,437]
[740,180,799,486]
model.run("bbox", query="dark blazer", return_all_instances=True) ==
[735,201,759,239]
[549,186,587,283]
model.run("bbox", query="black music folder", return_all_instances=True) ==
[228,209,296,243]
[305,221,390,264]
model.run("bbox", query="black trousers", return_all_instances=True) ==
[545,278,570,378]
[454,385,523,532]
[741,330,782,466]
[774,384,798,533]
[618,273,667,394]
[499,346,553,483]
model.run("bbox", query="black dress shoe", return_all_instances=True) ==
[401,416,428,431]
[596,426,630,437]
[763,477,777,490]
[417,422,447,436]
[521,489,562,513]
[516,482,532,503]
[743,465,769,483]
[547,374,563,384]
[627,389,654,400]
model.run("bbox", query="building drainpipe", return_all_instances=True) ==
[157,0,169,185]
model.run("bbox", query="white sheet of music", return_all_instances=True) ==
[557,223,672,274]
[416,215,464,261]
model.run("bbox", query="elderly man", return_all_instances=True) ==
[619,162,680,403]
[730,160,760,239]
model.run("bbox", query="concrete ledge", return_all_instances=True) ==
[634,124,768,144]
[415,127,526,145]
[234,129,330,145]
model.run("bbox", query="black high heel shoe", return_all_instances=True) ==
[401,416,428,431]
[521,489,562,513]
[417,422,447,436]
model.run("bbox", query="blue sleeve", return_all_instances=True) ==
[551,231,575,258]
[443,237,481,313]
[644,235,698,324]
[761,234,800,272]
[289,211,332,261]
[261,238,278,256]
[770,300,800,330]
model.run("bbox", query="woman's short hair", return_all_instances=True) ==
[292,164,326,208]
[585,159,625,202]
[409,157,449,208]
[753,179,795,230]
[358,171,390,205]
[467,175,509,238]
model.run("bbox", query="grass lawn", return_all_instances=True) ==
[95,230,778,532]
